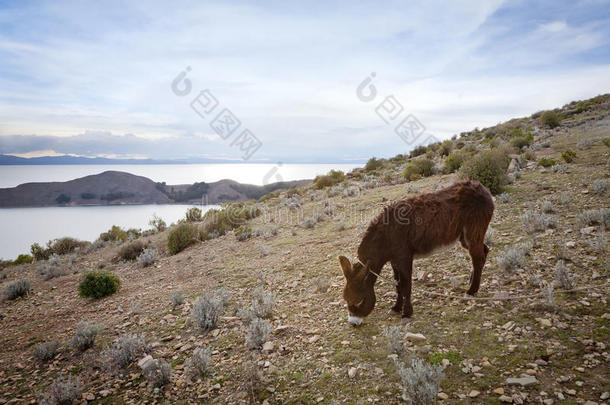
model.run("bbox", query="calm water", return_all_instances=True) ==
[0,163,361,260]
[0,163,361,188]
[0,204,219,260]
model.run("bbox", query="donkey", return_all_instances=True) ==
[339,180,494,325]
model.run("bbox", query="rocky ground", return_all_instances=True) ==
[0,99,609,404]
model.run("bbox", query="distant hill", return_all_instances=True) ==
[0,171,310,207]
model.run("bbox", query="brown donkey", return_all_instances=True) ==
[339,180,494,325]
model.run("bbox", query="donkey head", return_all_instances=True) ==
[338,255,376,326]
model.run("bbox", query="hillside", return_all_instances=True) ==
[0,95,609,404]
[0,171,310,207]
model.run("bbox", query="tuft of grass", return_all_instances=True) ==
[428,350,462,366]
[579,208,610,230]
[245,317,271,350]
[185,207,203,222]
[554,260,573,290]
[142,359,172,387]
[186,347,211,379]
[38,374,81,405]
[521,209,556,233]
[561,150,576,163]
[394,357,444,405]
[137,247,159,267]
[170,290,185,308]
[102,333,150,371]
[591,178,610,196]
[235,225,252,241]
[3,278,30,300]
[70,322,101,351]
[382,324,408,356]
[313,170,345,189]
[191,290,226,334]
[537,157,556,167]
[444,151,467,173]
[497,243,531,271]
[34,341,61,361]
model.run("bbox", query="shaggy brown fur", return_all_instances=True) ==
[339,180,494,321]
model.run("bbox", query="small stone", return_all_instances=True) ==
[499,395,513,403]
[262,341,274,352]
[308,335,320,344]
[542,399,554,405]
[506,376,537,386]
[538,318,552,327]
[437,392,448,400]
[565,241,576,248]
[212,383,221,390]
[85,393,95,401]
[99,390,111,397]
[601,392,610,400]
[405,332,426,342]
[494,388,505,395]
[137,355,154,369]
[566,389,576,396]
[441,358,451,368]
[348,367,357,378]
[469,390,480,398]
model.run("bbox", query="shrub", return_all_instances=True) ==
[149,214,167,232]
[34,341,60,361]
[191,291,226,333]
[249,286,274,319]
[459,150,509,195]
[198,203,261,239]
[588,231,607,254]
[142,359,172,387]
[235,225,252,241]
[540,200,554,213]
[521,209,556,233]
[364,157,384,172]
[117,240,146,261]
[414,159,434,177]
[55,193,71,204]
[38,374,81,405]
[561,150,576,163]
[410,145,427,158]
[31,243,51,261]
[523,149,536,161]
[185,207,203,222]
[71,322,101,351]
[302,217,317,229]
[80,192,96,200]
[539,110,560,128]
[603,137,610,147]
[444,151,467,173]
[538,157,556,167]
[591,178,610,196]
[186,347,211,379]
[78,271,120,299]
[579,208,610,230]
[170,290,184,308]
[484,226,495,246]
[99,225,129,242]
[246,317,271,350]
[511,133,534,149]
[167,223,197,255]
[314,170,345,189]
[498,192,509,203]
[577,138,594,150]
[439,140,453,157]
[555,260,573,290]
[394,357,444,405]
[382,324,408,356]
[137,247,159,267]
[13,254,33,265]
[3,278,30,300]
[103,333,149,370]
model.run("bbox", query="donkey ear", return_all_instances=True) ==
[338,255,353,279]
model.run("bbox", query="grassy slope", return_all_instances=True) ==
[0,101,609,404]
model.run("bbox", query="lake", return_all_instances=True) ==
[0,163,361,260]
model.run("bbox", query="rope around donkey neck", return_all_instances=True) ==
[368,269,609,301]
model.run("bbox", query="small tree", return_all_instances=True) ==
[540,110,560,128]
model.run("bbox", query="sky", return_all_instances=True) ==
[0,0,609,162]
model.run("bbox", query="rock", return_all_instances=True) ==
[506,376,537,386]
[601,392,610,400]
[542,399,554,405]
[405,332,426,342]
[538,318,552,327]
[441,358,451,368]
[494,388,505,395]
[85,393,95,401]
[348,367,357,378]
[137,355,154,369]
[469,390,480,398]
[581,226,596,235]
[308,335,320,343]
[499,395,513,403]
[262,341,274,352]
[99,390,111,397]
[565,241,576,248]
[583,402,598,405]
[437,392,448,400]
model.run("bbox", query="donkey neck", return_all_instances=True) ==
[357,218,389,273]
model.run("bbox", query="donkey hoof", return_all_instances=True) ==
[390,304,402,314]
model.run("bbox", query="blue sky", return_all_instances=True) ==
[0,0,609,162]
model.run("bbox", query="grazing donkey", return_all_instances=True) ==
[339,180,494,325]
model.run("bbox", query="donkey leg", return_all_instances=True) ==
[396,256,414,318]
[467,243,486,295]
[390,261,403,313]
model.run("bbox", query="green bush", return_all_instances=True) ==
[149,214,167,232]
[538,157,557,167]
[185,207,203,222]
[3,279,30,300]
[235,225,252,241]
[414,159,435,177]
[117,240,146,261]
[99,225,129,242]
[80,192,96,200]
[561,150,576,163]
[13,254,33,265]
[55,194,71,204]
[402,165,421,181]
[445,151,467,173]
[410,145,427,158]
[439,140,453,157]
[313,170,345,189]
[78,271,120,299]
[198,203,261,240]
[510,133,533,149]
[364,157,384,172]
[30,243,50,261]
[459,150,509,195]
[48,237,88,255]
[540,111,560,128]
[167,223,198,255]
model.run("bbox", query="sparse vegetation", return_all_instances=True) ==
[99,225,129,242]
[382,324,408,356]
[142,359,172,387]
[364,157,384,172]
[186,347,212,379]
[34,341,60,361]
[497,243,530,271]
[13,254,33,265]
[555,260,573,290]
[235,225,252,241]
[444,151,467,173]
[70,322,101,351]
[245,317,271,350]
[117,240,146,261]
[38,374,81,405]
[561,149,576,163]
[137,247,160,267]
[313,169,345,189]
[579,208,610,229]
[170,290,185,308]
[591,178,610,195]
[521,209,556,233]
[191,290,226,333]
[149,214,167,232]
[102,333,150,370]
[167,222,198,255]
[78,271,120,299]
[394,357,444,404]
[537,157,556,167]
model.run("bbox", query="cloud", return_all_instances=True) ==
[0,0,609,161]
